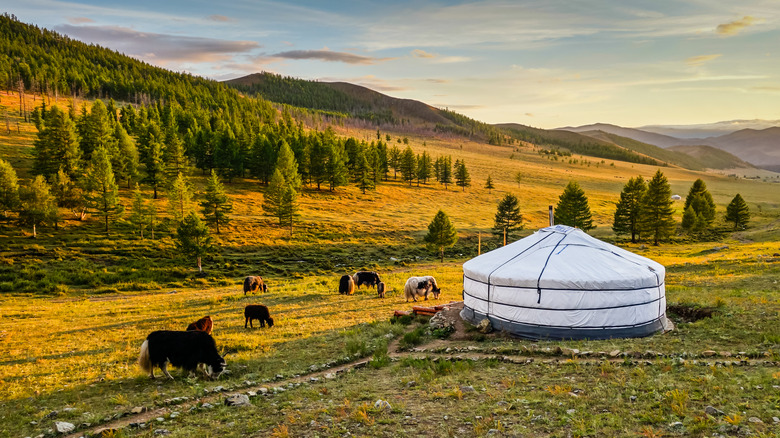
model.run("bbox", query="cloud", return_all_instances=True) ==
[206,15,234,22]
[271,49,394,65]
[685,54,722,66]
[67,17,95,24]
[55,24,259,64]
[411,49,436,58]
[716,16,757,35]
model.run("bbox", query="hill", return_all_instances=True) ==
[639,119,780,138]
[667,145,756,170]
[560,123,693,149]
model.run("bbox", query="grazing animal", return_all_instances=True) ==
[353,271,381,289]
[244,304,274,328]
[339,274,355,295]
[377,282,386,298]
[186,315,213,335]
[403,276,442,302]
[243,276,268,295]
[138,330,226,380]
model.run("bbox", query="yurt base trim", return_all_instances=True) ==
[460,307,666,340]
[463,289,664,312]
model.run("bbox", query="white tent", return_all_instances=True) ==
[461,225,667,340]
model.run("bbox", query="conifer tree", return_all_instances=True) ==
[276,140,302,190]
[78,100,115,161]
[416,151,433,185]
[18,175,58,238]
[164,127,190,183]
[493,194,523,241]
[400,146,417,186]
[325,139,348,191]
[167,172,195,224]
[612,175,647,242]
[485,175,494,193]
[263,169,287,224]
[0,158,20,219]
[725,193,750,230]
[128,183,149,238]
[144,136,166,199]
[353,147,375,194]
[455,159,471,191]
[33,106,80,179]
[250,133,277,185]
[84,146,123,233]
[424,210,458,262]
[175,211,213,273]
[278,185,300,237]
[681,205,699,232]
[554,181,594,232]
[684,179,716,227]
[200,170,232,234]
[639,170,676,245]
[438,156,453,190]
[112,123,139,188]
[51,167,86,221]
[388,145,401,180]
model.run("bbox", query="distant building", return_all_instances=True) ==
[671,194,681,200]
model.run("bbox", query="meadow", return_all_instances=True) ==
[1,92,779,437]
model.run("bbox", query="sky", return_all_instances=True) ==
[5,0,780,129]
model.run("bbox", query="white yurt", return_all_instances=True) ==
[461,225,668,340]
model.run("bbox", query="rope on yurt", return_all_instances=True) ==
[535,233,568,304]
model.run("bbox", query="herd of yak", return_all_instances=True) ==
[137,272,443,380]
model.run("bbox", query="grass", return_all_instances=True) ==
[1,91,779,436]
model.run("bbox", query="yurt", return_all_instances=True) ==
[461,225,668,340]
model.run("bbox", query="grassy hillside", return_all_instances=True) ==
[668,145,755,170]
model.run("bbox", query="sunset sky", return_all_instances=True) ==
[8,0,780,129]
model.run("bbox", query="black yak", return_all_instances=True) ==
[243,276,268,295]
[244,304,274,328]
[339,274,355,295]
[353,271,381,289]
[138,330,226,380]
[377,282,386,298]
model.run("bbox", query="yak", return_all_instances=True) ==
[403,276,442,302]
[353,271,381,289]
[186,315,213,335]
[339,274,355,295]
[138,330,226,380]
[245,304,274,328]
[243,276,268,295]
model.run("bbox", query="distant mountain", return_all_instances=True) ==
[559,123,692,148]
[667,145,755,170]
[639,120,780,139]
[560,123,779,170]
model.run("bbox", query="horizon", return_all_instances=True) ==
[6,0,780,129]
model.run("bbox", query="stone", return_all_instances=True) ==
[213,385,226,392]
[702,350,717,357]
[566,409,576,415]
[772,417,779,424]
[258,387,269,394]
[54,421,75,433]
[169,412,179,419]
[44,411,59,419]
[247,391,257,397]
[374,400,392,411]
[477,318,493,334]
[156,417,165,422]
[488,429,499,435]
[629,396,637,402]
[154,429,171,435]
[460,385,476,393]
[705,406,725,417]
[748,417,762,424]
[310,377,320,383]
[224,394,251,407]
[609,350,620,358]
[669,421,683,428]
[62,408,76,413]
[131,406,146,414]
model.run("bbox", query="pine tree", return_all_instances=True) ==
[612,175,647,242]
[0,158,20,219]
[167,172,195,224]
[112,123,139,188]
[353,147,375,194]
[399,146,416,186]
[278,184,300,237]
[51,167,86,221]
[484,175,494,193]
[128,183,149,238]
[200,170,232,234]
[263,169,286,225]
[325,139,348,191]
[681,205,699,232]
[388,145,401,180]
[143,136,166,199]
[639,170,676,245]
[725,193,750,230]
[684,179,716,227]
[416,151,433,185]
[32,106,80,179]
[424,210,458,262]
[554,181,594,232]
[164,126,190,183]
[84,146,123,233]
[455,159,471,191]
[493,194,523,241]
[439,156,453,190]
[78,100,115,162]
[175,211,214,273]
[275,140,302,190]
[18,175,58,237]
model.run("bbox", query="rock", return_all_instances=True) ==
[213,385,226,392]
[324,373,336,380]
[54,421,75,433]
[629,396,637,402]
[224,394,251,407]
[669,421,683,428]
[154,429,171,435]
[748,417,762,424]
[258,387,269,394]
[131,406,146,414]
[609,350,620,358]
[156,417,165,422]
[310,377,320,383]
[429,312,454,331]
[566,409,576,415]
[406,380,417,388]
[561,347,580,356]
[44,411,59,419]
[488,429,499,435]
[772,417,779,424]
[705,406,725,417]
[477,318,493,334]
[374,400,392,411]
[702,350,717,357]
[169,412,179,419]
[62,408,76,413]
[460,385,476,393]
[247,391,257,397]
